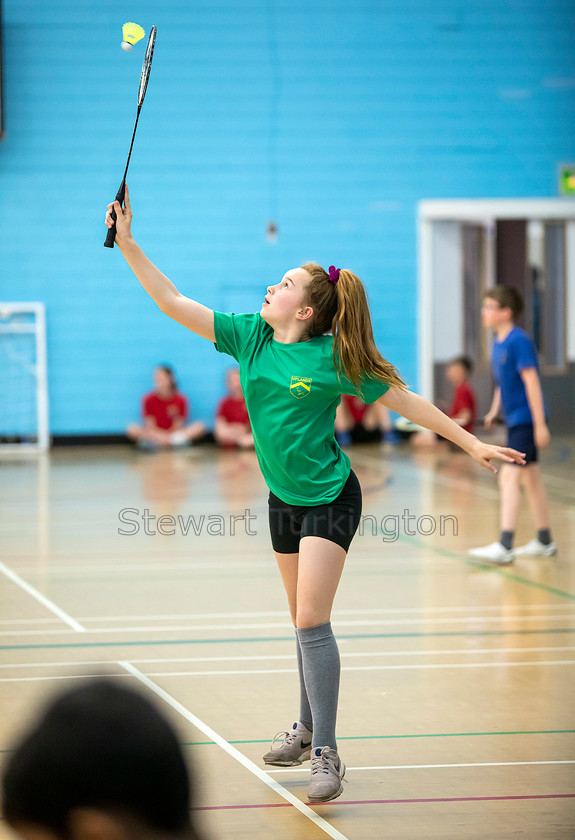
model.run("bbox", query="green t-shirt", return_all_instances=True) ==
[213,311,390,505]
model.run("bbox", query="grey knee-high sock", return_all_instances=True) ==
[296,622,340,751]
[296,633,313,732]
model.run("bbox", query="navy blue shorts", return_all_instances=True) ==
[508,423,537,465]
[268,469,362,554]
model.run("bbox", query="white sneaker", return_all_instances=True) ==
[515,539,557,557]
[307,747,346,802]
[395,416,425,433]
[468,541,515,565]
[263,722,313,766]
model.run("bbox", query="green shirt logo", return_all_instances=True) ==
[290,376,312,399]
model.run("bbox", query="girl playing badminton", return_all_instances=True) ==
[106,189,525,802]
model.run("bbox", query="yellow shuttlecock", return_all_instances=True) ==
[121,22,145,51]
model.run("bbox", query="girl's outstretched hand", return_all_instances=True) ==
[105,184,133,244]
[469,440,526,474]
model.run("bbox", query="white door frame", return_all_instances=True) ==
[417,198,575,401]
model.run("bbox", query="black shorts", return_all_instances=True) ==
[268,470,362,554]
[508,423,537,465]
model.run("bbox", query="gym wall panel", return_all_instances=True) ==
[1,0,573,433]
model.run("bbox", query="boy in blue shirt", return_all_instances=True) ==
[469,287,557,564]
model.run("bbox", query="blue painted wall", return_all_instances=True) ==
[1,0,574,434]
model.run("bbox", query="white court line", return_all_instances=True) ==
[0,561,85,633]
[119,662,350,840]
[0,673,132,683]
[76,604,575,624]
[3,602,573,625]
[10,558,424,576]
[140,659,575,677]
[1,612,573,637]
[0,618,64,625]
[2,659,574,683]
[75,603,575,621]
[267,760,575,774]
[12,561,276,574]
[1,646,574,670]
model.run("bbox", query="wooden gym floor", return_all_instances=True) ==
[0,439,574,839]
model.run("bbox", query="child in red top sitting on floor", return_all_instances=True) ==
[214,367,254,449]
[127,365,206,449]
[446,356,477,434]
[335,394,395,445]
[409,356,477,446]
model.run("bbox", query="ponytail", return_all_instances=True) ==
[301,264,406,395]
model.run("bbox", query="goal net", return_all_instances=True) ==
[0,303,49,452]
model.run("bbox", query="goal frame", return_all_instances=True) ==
[0,301,49,453]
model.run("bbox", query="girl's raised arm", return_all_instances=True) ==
[105,186,215,341]
[380,386,525,473]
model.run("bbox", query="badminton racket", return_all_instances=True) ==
[104,25,157,248]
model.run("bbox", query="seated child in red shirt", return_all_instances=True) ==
[409,356,477,446]
[447,356,477,434]
[335,394,394,444]
[127,365,206,448]
[214,367,254,449]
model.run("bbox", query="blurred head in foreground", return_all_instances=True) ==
[2,679,202,840]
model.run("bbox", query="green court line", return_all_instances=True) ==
[180,729,575,747]
[2,729,573,754]
[0,627,574,651]
[470,564,575,601]
[396,534,575,601]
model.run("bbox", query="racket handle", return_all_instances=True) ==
[103,182,126,248]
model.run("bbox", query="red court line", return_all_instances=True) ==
[195,793,575,811]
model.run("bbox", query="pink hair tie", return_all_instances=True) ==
[328,266,340,285]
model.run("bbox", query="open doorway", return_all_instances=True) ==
[418,200,575,433]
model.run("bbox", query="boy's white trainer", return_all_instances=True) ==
[263,721,312,766]
[515,538,557,557]
[468,541,515,564]
[307,747,346,802]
